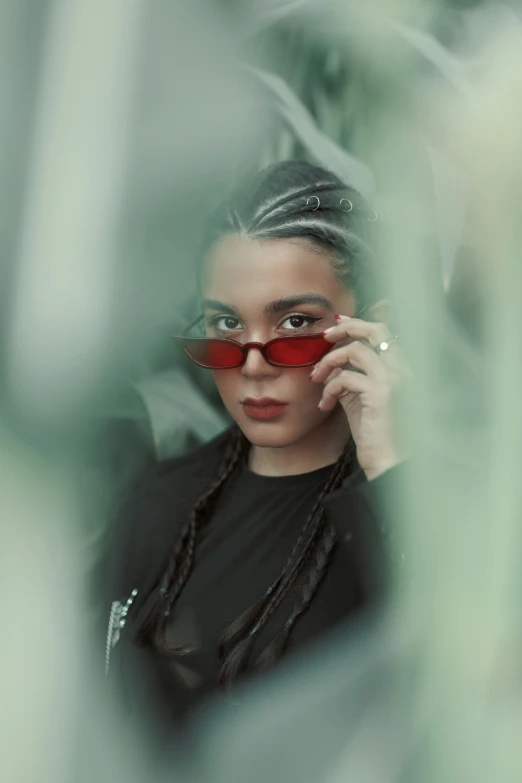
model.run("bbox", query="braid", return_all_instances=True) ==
[198,161,381,311]
[218,440,357,683]
[136,426,247,651]
[138,161,384,684]
[250,181,350,228]
[250,444,357,670]
[252,443,355,625]
[273,442,356,594]
[218,442,352,665]
[254,524,338,671]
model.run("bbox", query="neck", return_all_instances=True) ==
[248,407,351,477]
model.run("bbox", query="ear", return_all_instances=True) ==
[367,298,393,325]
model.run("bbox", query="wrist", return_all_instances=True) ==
[363,453,407,482]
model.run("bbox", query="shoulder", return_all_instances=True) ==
[134,425,233,504]
[121,425,236,534]
[101,427,235,601]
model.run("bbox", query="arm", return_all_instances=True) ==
[323,462,410,603]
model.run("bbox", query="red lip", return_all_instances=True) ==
[241,397,287,407]
[241,397,288,421]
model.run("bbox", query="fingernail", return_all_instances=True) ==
[317,401,323,410]
[334,314,351,320]
[321,327,334,335]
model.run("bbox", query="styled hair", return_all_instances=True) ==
[136,160,378,682]
[197,159,381,310]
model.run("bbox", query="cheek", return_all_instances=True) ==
[212,370,240,402]
[285,369,324,403]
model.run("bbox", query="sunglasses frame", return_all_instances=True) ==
[173,314,333,369]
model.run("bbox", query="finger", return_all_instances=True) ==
[323,366,342,385]
[376,340,409,376]
[311,340,387,383]
[322,317,393,348]
[318,370,372,411]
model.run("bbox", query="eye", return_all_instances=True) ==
[280,314,321,331]
[207,315,243,334]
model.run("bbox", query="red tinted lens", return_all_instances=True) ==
[266,336,331,366]
[184,338,244,368]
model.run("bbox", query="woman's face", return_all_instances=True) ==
[201,235,356,448]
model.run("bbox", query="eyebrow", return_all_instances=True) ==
[202,294,334,316]
[202,298,240,316]
[264,294,334,314]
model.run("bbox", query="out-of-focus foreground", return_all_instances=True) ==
[1,1,522,782]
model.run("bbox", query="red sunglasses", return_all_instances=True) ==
[173,315,334,369]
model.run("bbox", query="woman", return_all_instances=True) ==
[103,160,409,728]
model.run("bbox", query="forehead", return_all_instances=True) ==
[202,235,345,306]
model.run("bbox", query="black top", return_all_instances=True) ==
[101,428,394,735]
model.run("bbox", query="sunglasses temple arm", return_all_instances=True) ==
[352,303,370,319]
[179,313,205,337]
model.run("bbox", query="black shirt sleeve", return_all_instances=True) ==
[323,462,410,602]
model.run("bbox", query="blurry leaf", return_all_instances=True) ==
[425,143,468,283]
[390,20,470,94]
[246,64,376,199]
[247,0,312,35]
[134,367,229,461]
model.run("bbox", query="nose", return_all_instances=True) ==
[240,346,279,379]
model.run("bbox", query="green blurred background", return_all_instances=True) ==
[3,2,522,782]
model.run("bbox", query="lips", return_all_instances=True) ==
[241,397,286,407]
[241,397,288,421]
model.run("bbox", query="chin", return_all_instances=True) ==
[237,416,316,449]
[243,428,294,449]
